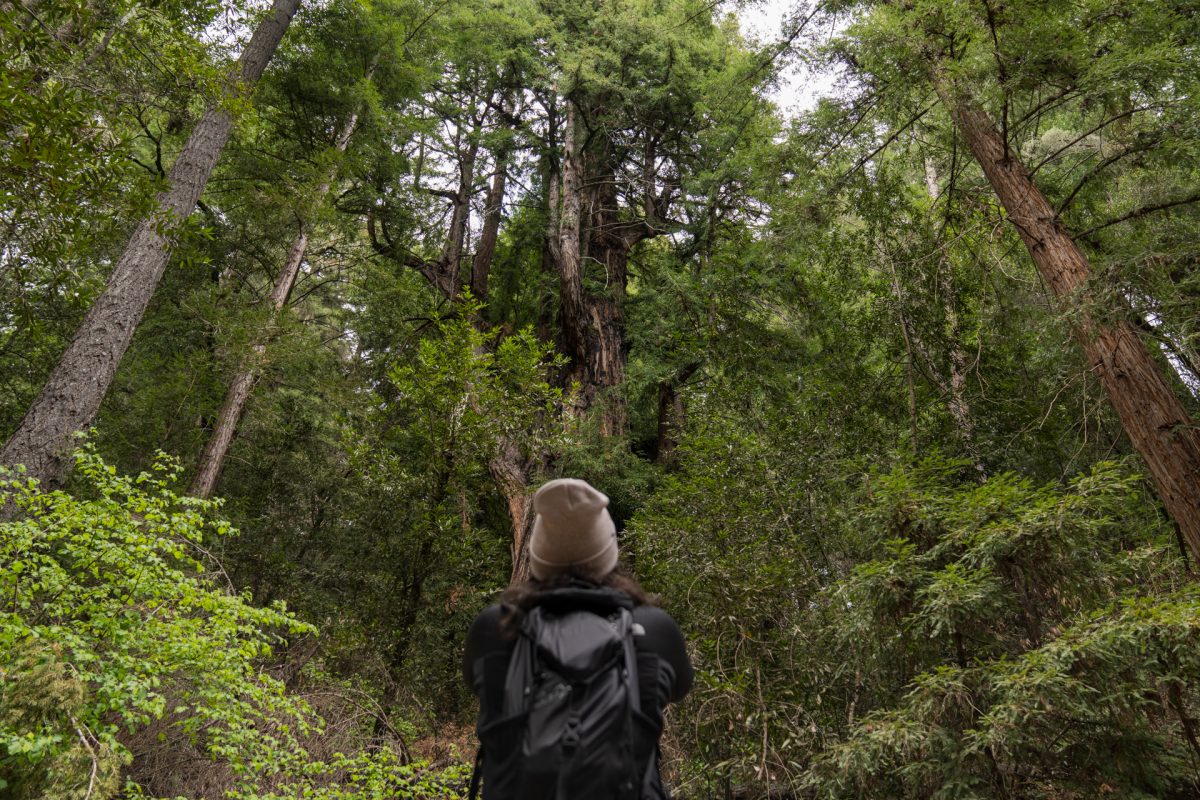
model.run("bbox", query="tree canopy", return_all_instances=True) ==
[2,0,1199,797]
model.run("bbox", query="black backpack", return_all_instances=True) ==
[470,586,659,800]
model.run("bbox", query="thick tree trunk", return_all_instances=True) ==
[555,102,632,437]
[0,0,301,488]
[940,85,1200,561]
[557,102,586,347]
[189,99,362,499]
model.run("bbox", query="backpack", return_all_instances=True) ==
[470,586,658,800]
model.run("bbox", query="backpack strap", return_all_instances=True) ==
[503,606,543,716]
[468,747,484,800]
[618,607,641,716]
[618,607,652,798]
[474,609,542,800]
[622,609,661,799]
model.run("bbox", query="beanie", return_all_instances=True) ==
[528,478,618,581]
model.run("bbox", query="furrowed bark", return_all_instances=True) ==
[939,83,1200,562]
[554,100,669,437]
[189,80,364,499]
[555,100,629,435]
[490,439,534,583]
[557,101,586,358]
[1,0,301,488]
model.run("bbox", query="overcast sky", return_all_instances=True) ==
[734,0,842,116]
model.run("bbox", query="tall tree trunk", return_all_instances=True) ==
[0,0,301,488]
[471,94,514,302]
[189,83,364,499]
[557,101,586,356]
[938,84,1200,561]
[555,102,633,437]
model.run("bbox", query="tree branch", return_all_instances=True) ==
[1075,191,1200,240]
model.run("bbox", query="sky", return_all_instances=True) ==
[734,0,843,116]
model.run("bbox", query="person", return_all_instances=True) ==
[463,478,693,800]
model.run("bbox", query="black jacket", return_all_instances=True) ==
[462,588,693,798]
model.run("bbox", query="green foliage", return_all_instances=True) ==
[0,446,315,797]
[4,0,1200,795]
[636,441,1200,797]
[803,460,1199,799]
[0,447,475,799]
[231,751,469,800]
[0,644,122,800]
[385,305,562,473]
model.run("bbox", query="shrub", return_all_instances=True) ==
[0,446,467,799]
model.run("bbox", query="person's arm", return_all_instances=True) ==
[634,606,693,702]
[462,604,504,692]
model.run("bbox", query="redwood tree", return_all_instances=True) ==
[940,87,1200,559]
[190,78,367,499]
[1,0,302,487]
[822,0,1200,561]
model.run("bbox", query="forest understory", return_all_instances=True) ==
[3,0,1200,798]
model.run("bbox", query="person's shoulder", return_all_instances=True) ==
[469,603,504,633]
[631,604,673,620]
[465,603,511,660]
[631,604,683,636]
[474,602,503,622]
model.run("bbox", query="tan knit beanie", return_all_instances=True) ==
[528,478,618,581]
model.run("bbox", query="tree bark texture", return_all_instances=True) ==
[189,97,362,499]
[489,439,534,584]
[940,85,1200,561]
[1,0,301,488]
[555,101,656,437]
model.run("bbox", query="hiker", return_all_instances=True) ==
[463,477,693,800]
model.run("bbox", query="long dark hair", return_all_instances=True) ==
[498,567,658,633]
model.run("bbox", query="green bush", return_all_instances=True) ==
[0,447,467,800]
[804,460,1200,799]
[637,447,1200,799]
